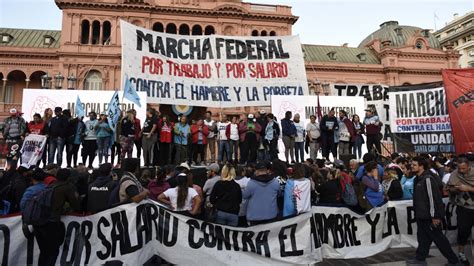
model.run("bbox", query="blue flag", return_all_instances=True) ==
[107,91,121,131]
[75,96,85,118]
[123,75,141,107]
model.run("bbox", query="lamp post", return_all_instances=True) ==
[67,74,77,90]
[54,73,64,89]
[40,73,52,89]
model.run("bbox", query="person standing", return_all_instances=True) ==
[3,108,27,152]
[27,113,45,136]
[191,119,209,165]
[131,109,142,160]
[111,112,122,167]
[446,156,474,265]
[158,115,173,166]
[256,110,268,162]
[83,112,98,168]
[320,108,339,161]
[245,114,261,164]
[293,113,305,163]
[338,110,355,157]
[210,164,242,226]
[306,115,320,161]
[363,107,382,155]
[407,156,459,265]
[41,108,53,167]
[45,107,69,166]
[226,116,240,163]
[67,116,84,168]
[119,110,136,163]
[264,113,280,161]
[204,111,217,164]
[173,115,190,164]
[96,113,113,164]
[238,115,249,164]
[217,114,231,164]
[281,111,296,164]
[141,109,158,167]
[351,114,365,160]
[203,163,221,221]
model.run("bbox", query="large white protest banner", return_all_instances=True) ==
[121,20,308,108]
[21,89,147,124]
[0,200,464,265]
[388,82,454,153]
[331,84,392,141]
[20,134,47,167]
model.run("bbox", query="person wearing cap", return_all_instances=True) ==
[44,107,69,167]
[159,173,201,216]
[3,107,27,151]
[173,115,190,165]
[203,163,221,221]
[363,107,382,155]
[217,114,231,164]
[281,111,297,164]
[243,161,280,225]
[320,108,339,161]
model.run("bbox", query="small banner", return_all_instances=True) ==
[120,20,309,108]
[441,69,474,154]
[0,200,460,265]
[388,82,454,153]
[19,134,47,167]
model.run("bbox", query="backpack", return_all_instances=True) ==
[22,186,54,226]
[87,180,117,213]
[341,181,358,206]
[108,175,134,208]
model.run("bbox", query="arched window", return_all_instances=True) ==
[91,20,100,45]
[81,20,90,44]
[84,70,102,90]
[102,21,111,45]
[153,22,164,32]
[251,30,259,36]
[204,26,215,35]
[179,24,190,35]
[261,30,267,36]
[192,25,202,35]
[270,31,276,36]
[166,23,177,34]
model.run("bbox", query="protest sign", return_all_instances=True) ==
[121,20,308,108]
[21,89,147,125]
[20,134,47,167]
[388,82,454,153]
[331,84,391,141]
[442,69,474,154]
[0,200,461,265]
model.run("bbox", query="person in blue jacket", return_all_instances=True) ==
[20,168,47,211]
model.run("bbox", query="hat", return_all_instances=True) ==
[248,114,254,119]
[54,107,62,112]
[333,159,345,170]
[255,161,270,170]
[100,112,107,116]
[9,108,17,114]
[178,162,191,171]
[259,110,266,115]
[364,107,374,112]
[207,163,220,173]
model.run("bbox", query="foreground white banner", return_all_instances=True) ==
[21,89,147,124]
[0,200,464,265]
[121,20,308,108]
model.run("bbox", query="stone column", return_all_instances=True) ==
[25,78,30,88]
[99,22,103,45]
[89,23,93,44]
[2,78,7,102]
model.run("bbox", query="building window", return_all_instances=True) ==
[153,22,164,32]
[415,41,423,49]
[43,35,54,45]
[327,51,337,60]
[4,85,13,103]
[1,34,13,43]
[270,31,276,36]
[192,25,202,35]
[102,21,111,45]
[261,30,267,36]
[91,20,100,45]
[204,26,215,35]
[166,23,177,34]
[179,24,190,35]
[357,53,367,61]
[251,30,259,36]
[81,20,90,44]
[84,71,102,90]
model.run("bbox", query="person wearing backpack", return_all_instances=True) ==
[334,160,358,207]
[20,168,47,211]
[87,163,117,213]
[357,161,384,212]
[31,168,80,266]
[112,158,149,205]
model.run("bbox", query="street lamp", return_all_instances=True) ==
[40,73,52,89]
[54,73,64,89]
[67,74,77,90]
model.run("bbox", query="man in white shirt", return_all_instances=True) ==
[217,114,231,163]
[204,111,217,164]
[306,115,321,161]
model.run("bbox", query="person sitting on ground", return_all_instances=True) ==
[20,168,47,211]
[87,163,117,213]
[117,158,149,204]
[382,167,403,201]
[158,173,201,216]
[210,163,242,226]
[148,168,170,201]
[316,168,342,205]
[283,163,311,217]
[358,161,384,211]
[243,161,280,226]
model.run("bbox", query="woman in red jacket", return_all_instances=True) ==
[191,119,209,165]
[158,115,173,166]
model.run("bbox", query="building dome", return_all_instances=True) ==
[358,21,440,49]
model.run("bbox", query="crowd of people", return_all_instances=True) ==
[1,105,384,170]
[1,106,473,266]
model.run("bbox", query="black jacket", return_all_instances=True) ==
[320,115,339,135]
[413,170,445,220]
[210,180,242,215]
[45,115,69,138]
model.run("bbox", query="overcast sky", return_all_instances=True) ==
[0,0,472,46]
